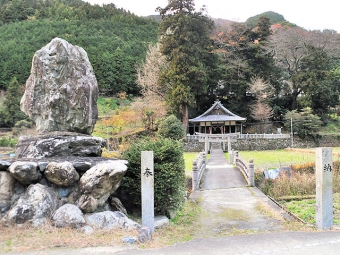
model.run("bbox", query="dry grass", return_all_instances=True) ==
[270,172,316,198]
[257,162,340,200]
[0,201,201,252]
[0,223,138,253]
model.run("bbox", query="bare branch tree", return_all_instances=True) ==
[248,76,273,100]
[136,43,169,99]
[267,27,340,109]
[248,77,273,132]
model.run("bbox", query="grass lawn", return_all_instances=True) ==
[226,149,319,170]
[183,152,199,177]
[282,193,340,224]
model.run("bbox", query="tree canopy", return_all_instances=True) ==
[157,0,216,128]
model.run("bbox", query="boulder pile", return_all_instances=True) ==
[0,38,141,234]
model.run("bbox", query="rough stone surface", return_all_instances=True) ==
[20,37,98,134]
[45,161,79,187]
[85,211,140,230]
[75,161,127,213]
[5,157,123,172]
[154,215,170,229]
[3,184,59,226]
[138,226,152,243]
[81,225,94,234]
[15,132,105,159]
[52,203,85,228]
[0,172,15,213]
[122,236,137,244]
[109,197,128,215]
[76,194,98,213]
[8,161,41,185]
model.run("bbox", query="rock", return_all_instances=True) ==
[137,226,152,243]
[38,162,49,172]
[154,215,170,229]
[0,161,11,171]
[81,225,94,234]
[75,161,127,212]
[8,161,41,185]
[57,187,73,198]
[85,211,140,230]
[122,236,137,244]
[0,172,15,213]
[5,157,123,172]
[15,132,105,159]
[45,161,79,187]
[52,203,85,228]
[72,161,92,172]
[20,37,98,134]
[167,209,177,219]
[109,197,127,215]
[76,194,98,213]
[11,182,25,205]
[3,184,58,226]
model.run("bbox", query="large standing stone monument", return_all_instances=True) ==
[0,38,139,233]
[20,37,98,134]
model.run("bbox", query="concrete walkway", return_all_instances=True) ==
[200,143,246,190]
[191,143,293,237]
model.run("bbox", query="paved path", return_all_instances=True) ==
[200,143,246,189]
[191,143,293,236]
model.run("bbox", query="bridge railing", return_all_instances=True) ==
[231,150,254,186]
[186,133,290,141]
[238,133,290,139]
[192,151,206,191]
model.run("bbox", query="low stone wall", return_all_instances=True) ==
[183,135,340,152]
[183,139,205,152]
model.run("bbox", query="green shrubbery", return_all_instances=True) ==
[284,107,322,138]
[157,114,185,140]
[97,97,119,115]
[0,136,18,147]
[118,137,186,215]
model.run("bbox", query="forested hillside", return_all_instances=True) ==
[1,0,340,137]
[0,0,158,94]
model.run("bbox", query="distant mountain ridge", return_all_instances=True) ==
[147,10,295,30]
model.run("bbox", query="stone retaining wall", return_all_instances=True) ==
[183,135,340,152]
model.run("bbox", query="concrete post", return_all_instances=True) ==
[192,160,198,191]
[227,136,231,152]
[234,151,239,165]
[205,135,209,154]
[229,150,234,164]
[141,151,154,233]
[315,147,333,230]
[248,158,254,187]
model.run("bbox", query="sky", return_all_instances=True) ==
[84,0,339,32]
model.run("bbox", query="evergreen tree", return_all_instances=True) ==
[157,0,215,129]
[1,77,27,127]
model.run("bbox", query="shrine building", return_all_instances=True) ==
[189,100,246,134]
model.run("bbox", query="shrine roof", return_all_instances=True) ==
[189,100,246,123]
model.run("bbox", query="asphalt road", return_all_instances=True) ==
[4,231,340,255]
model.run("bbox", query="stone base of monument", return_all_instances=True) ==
[0,132,139,231]
[15,132,105,158]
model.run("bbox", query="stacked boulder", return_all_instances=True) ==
[0,38,139,232]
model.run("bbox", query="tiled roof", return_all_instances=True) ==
[189,100,246,123]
